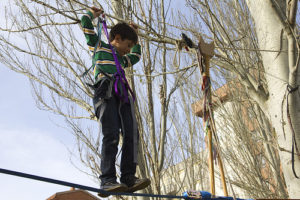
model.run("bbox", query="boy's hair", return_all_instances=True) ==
[109,22,138,44]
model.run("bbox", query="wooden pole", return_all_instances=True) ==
[203,55,215,196]
[217,153,228,196]
[198,37,228,196]
[207,128,215,195]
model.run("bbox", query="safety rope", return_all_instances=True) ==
[81,15,113,89]
[286,84,300,179]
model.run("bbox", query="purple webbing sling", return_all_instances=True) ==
[102,19,135,103]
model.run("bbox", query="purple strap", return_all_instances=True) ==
[102,19,135,103]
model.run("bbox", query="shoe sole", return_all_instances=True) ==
[98,185,128,197]
[126,179,151,193]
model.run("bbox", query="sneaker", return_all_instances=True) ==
[122,176,151,193]
[98,181,128,197]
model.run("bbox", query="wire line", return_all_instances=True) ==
[0,167,252,199]
[0,168,184,199]
[215,46,288,53]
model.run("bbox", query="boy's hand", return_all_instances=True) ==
[90,6,103,19]
[129,22,139,34]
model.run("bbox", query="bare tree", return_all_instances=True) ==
[210,82,288,198]
[0,0,195,197]
[183,0,300,197]
[1,0,299,198]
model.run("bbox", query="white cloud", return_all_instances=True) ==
[0,126,98,200]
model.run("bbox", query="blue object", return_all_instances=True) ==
[182,190,211,199]
[201,191,212,198]
[182,190,254,200]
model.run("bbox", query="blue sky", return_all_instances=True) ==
[0,65,98,200]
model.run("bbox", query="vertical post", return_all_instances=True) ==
[207,128,215,195]
[198,37,228,196]
[217,153,228,196]
[203,55,215,196]
[197,37,215,196]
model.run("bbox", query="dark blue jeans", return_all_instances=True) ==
[96,91,138,185]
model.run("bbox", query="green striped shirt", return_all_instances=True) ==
[81,11,141,80]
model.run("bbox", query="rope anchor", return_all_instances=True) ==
[287,84,299,93]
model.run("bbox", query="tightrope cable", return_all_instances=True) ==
[0,168,185,199]
[0,167,253,199]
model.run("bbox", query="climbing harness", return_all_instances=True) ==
[81,14,135,103]
[117,95,138,163]
[101,18,135,103]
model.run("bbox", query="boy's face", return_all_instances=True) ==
[112,35,135,56]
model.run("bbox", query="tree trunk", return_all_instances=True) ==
[111,0,123,23]
[158,0,167,172]
[110,1,154,198]
[246,0,300,197]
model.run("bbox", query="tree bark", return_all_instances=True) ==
[246,0,300,197]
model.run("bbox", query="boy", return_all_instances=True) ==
[81,7,150,194]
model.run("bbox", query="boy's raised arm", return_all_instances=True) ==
[81,7,103,51]
[123,22,141,67]
[123,44,141,68]
[90,7,103,19]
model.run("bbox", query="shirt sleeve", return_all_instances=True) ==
[122,44,142,68]
[81,11,98,52]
